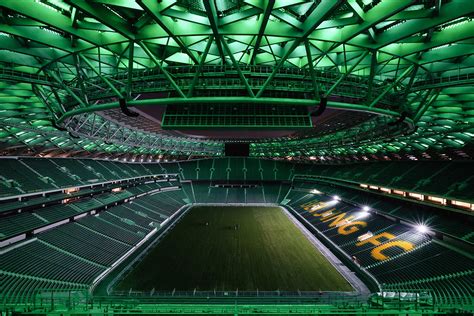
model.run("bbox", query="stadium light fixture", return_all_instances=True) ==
[416,224,429,233]
[311,189,322,194]
[357,206,370,219]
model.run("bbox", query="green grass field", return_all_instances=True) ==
[116,206,353,292]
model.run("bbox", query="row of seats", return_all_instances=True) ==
[0,158,160,197]
[148,158,295,182]
[1,188,188,304]
[0,181,174,240]
[287,189,473,305]
[0,212,48,241]
[3,158,471,203]
[0,158,297,198]
[296,181,474,242]
[3,157,474,202]
[1,274,88,306]
[39,223,131,266]
[1,241,104,284]
[188,183,290,204]
[1,188,135,241]
[299,161,473,202]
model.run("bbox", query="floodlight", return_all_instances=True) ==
[416,224,429,233]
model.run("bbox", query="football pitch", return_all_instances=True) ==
[116,206,353,292]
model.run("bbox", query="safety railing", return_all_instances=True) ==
[0,68,56,86]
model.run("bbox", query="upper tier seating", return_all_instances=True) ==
[159,158,294,182]
[21,159,79,187]
[3,158,471,203]
[188,182,288,204]
[0,159,48,194]
[0,158,152,198]
[299,161,473,202]
[57,159,101,181]
[0,181,175,243]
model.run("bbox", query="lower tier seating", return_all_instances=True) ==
[1,188,187,304]
[301,180,474,242]
[287,189,473,305]
[383,273,474,305]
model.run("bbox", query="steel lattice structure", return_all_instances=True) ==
[0,0,473,160]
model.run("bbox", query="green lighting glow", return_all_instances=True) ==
[0,0,472,159]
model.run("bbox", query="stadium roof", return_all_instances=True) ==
[0,0,473,161]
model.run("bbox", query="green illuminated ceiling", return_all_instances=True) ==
[0,0,473,159]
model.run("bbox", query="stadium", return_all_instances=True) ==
[0,0,473,314]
